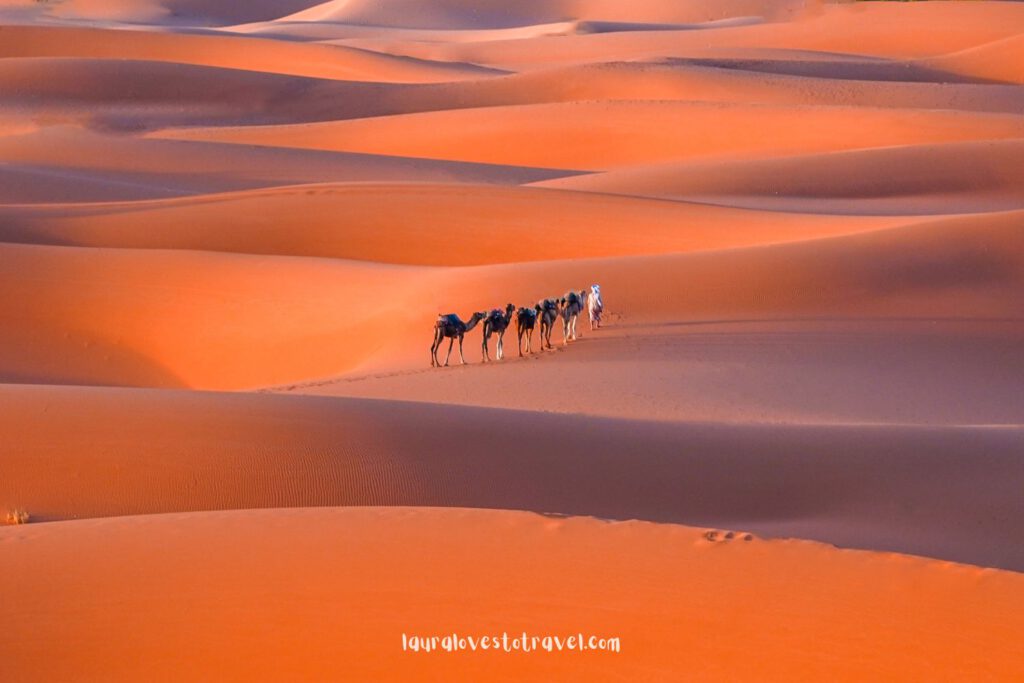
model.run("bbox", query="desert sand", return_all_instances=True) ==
[1,0,1023,680]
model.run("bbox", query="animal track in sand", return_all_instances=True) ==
[704,529,755,543]
[263,322,596,393]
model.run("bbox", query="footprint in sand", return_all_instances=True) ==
[704,530,756,543]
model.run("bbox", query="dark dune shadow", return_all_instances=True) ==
[664,56,1007,85]
[4,387,1022,570]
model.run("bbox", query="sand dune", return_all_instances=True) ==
[0,242,433,388]
[3,507,1022,681]
[0,25,495,81]
[3,384,1023,571]
[154,100,1024,170]
[43,0,326,24]
[0,183,915,263]
[6,58,1024,133]
[0,127,565,203]
[335,2,1024,68]
[2,210,1021,389]
[302,319,1024,427]
[343,208,1024,378]
[0,57,392,130]
[278,0,807,30]
[536,138,1024,214]
[4,1,1024,678]
[928,33,1024,85]
[232,18,584,43]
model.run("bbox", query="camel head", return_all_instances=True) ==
[463,311,487,332]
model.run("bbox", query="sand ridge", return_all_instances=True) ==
[3,506,1022,681]
[3,1,1024,678]
[3,383,1024,570]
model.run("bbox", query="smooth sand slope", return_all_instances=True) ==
[343,2,1024,67]
[3,507,1022,682]
[0,0,323,24]
[0,241,436,387]
[927,33,1024,85]
[0,24,495,82]
[3,0,1024,678]
[2,210,1021,388]
[3,384,1023,570]
[301,318,1024,427]
[535,138,1024,214]
[274,0,812,29]
[0,183,916,262]
[155,101,1024,170]
[0,127,567,203]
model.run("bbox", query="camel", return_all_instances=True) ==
[588,284,604,330]
[535,298,560,350]
[560,290,587,345]
[431,311,486,367]
[515,306,538,356]
[482,303,515,362]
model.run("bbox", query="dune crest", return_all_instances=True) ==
[3,0,1024,678]
[2,507,1022,681]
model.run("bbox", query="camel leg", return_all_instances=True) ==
[528,329,533,353]
[432,328,446,366]
[459,334,467,364]
[517,328,524,357]
[497,332,503,360]
[443,337,454,366]
[482,332,489,362]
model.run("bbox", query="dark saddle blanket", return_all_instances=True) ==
[437,314,460,327]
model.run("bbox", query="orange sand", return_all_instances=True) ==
[2,507,1022,681]
[2,0,1023,679]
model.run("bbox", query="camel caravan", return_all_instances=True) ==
[431,285,604,367]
